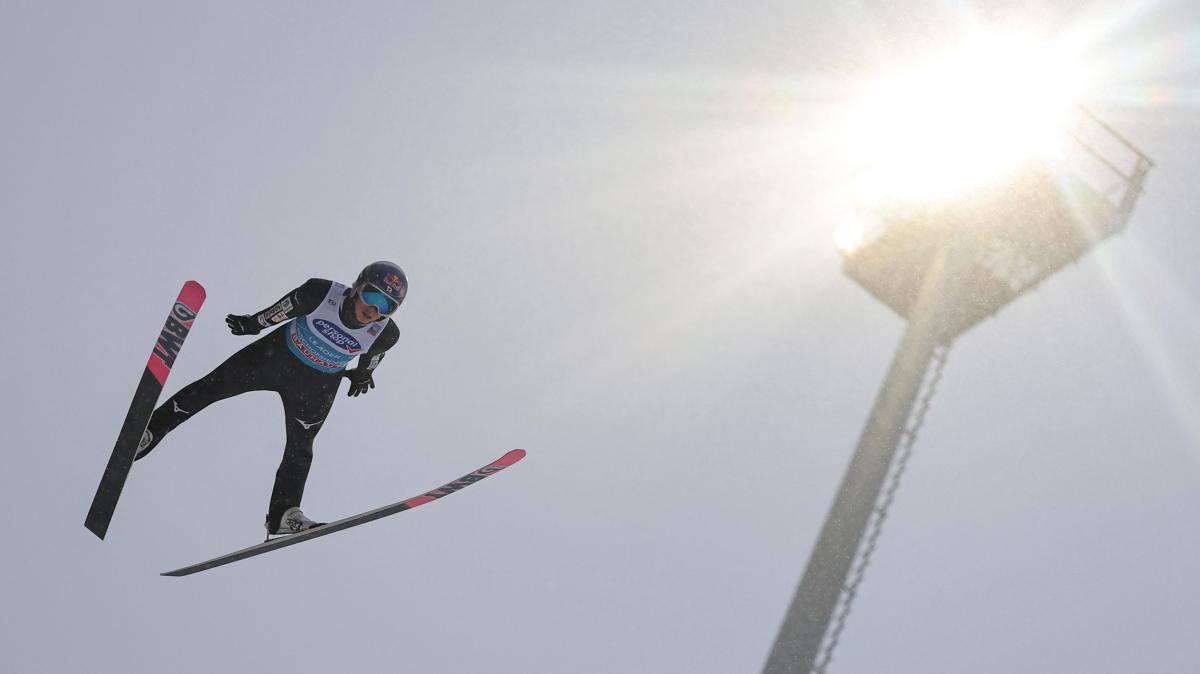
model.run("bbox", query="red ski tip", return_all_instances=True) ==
[180,280,206,305]
[494,449,526,467]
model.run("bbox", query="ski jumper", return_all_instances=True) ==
[141,278,400,528]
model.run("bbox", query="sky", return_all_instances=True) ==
[2,2,1198,673]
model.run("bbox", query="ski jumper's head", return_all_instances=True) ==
[342,261,407,327]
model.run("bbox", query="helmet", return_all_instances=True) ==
[353,261,407,316]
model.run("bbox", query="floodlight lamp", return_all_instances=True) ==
[846,34,1088,203]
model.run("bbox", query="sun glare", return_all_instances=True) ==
[834,217,866,254]
[846,33,1089,206]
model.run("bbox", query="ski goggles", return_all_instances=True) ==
[359,285,399,316]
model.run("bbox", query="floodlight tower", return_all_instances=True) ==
[763,107,1152,674]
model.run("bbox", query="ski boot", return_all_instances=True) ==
[266,507,326,536]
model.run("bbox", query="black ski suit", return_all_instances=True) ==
[138,278,399,529]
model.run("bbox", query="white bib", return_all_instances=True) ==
[285,282,387,373]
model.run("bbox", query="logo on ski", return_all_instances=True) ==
[153,301,199,370]
[402,464,508,507]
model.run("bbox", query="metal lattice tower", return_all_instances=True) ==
[763,106,1152,674]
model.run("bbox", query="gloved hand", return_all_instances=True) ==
[225,314,263,336]
[344,367,375,397]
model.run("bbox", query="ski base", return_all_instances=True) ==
[86,281,206,539]
[161,448,526,577]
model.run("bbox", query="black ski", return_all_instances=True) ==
[85,281,206,539]
[161,448,526,576]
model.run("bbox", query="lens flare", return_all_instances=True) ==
[846,32,1090,202]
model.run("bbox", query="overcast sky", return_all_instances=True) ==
[3,2,1198,673]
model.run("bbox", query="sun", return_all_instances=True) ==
[844,32,1091,207]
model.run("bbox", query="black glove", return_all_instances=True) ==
[226,314,263,336]
[344,368,375,397]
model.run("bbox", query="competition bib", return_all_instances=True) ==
[286,283,386,373]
